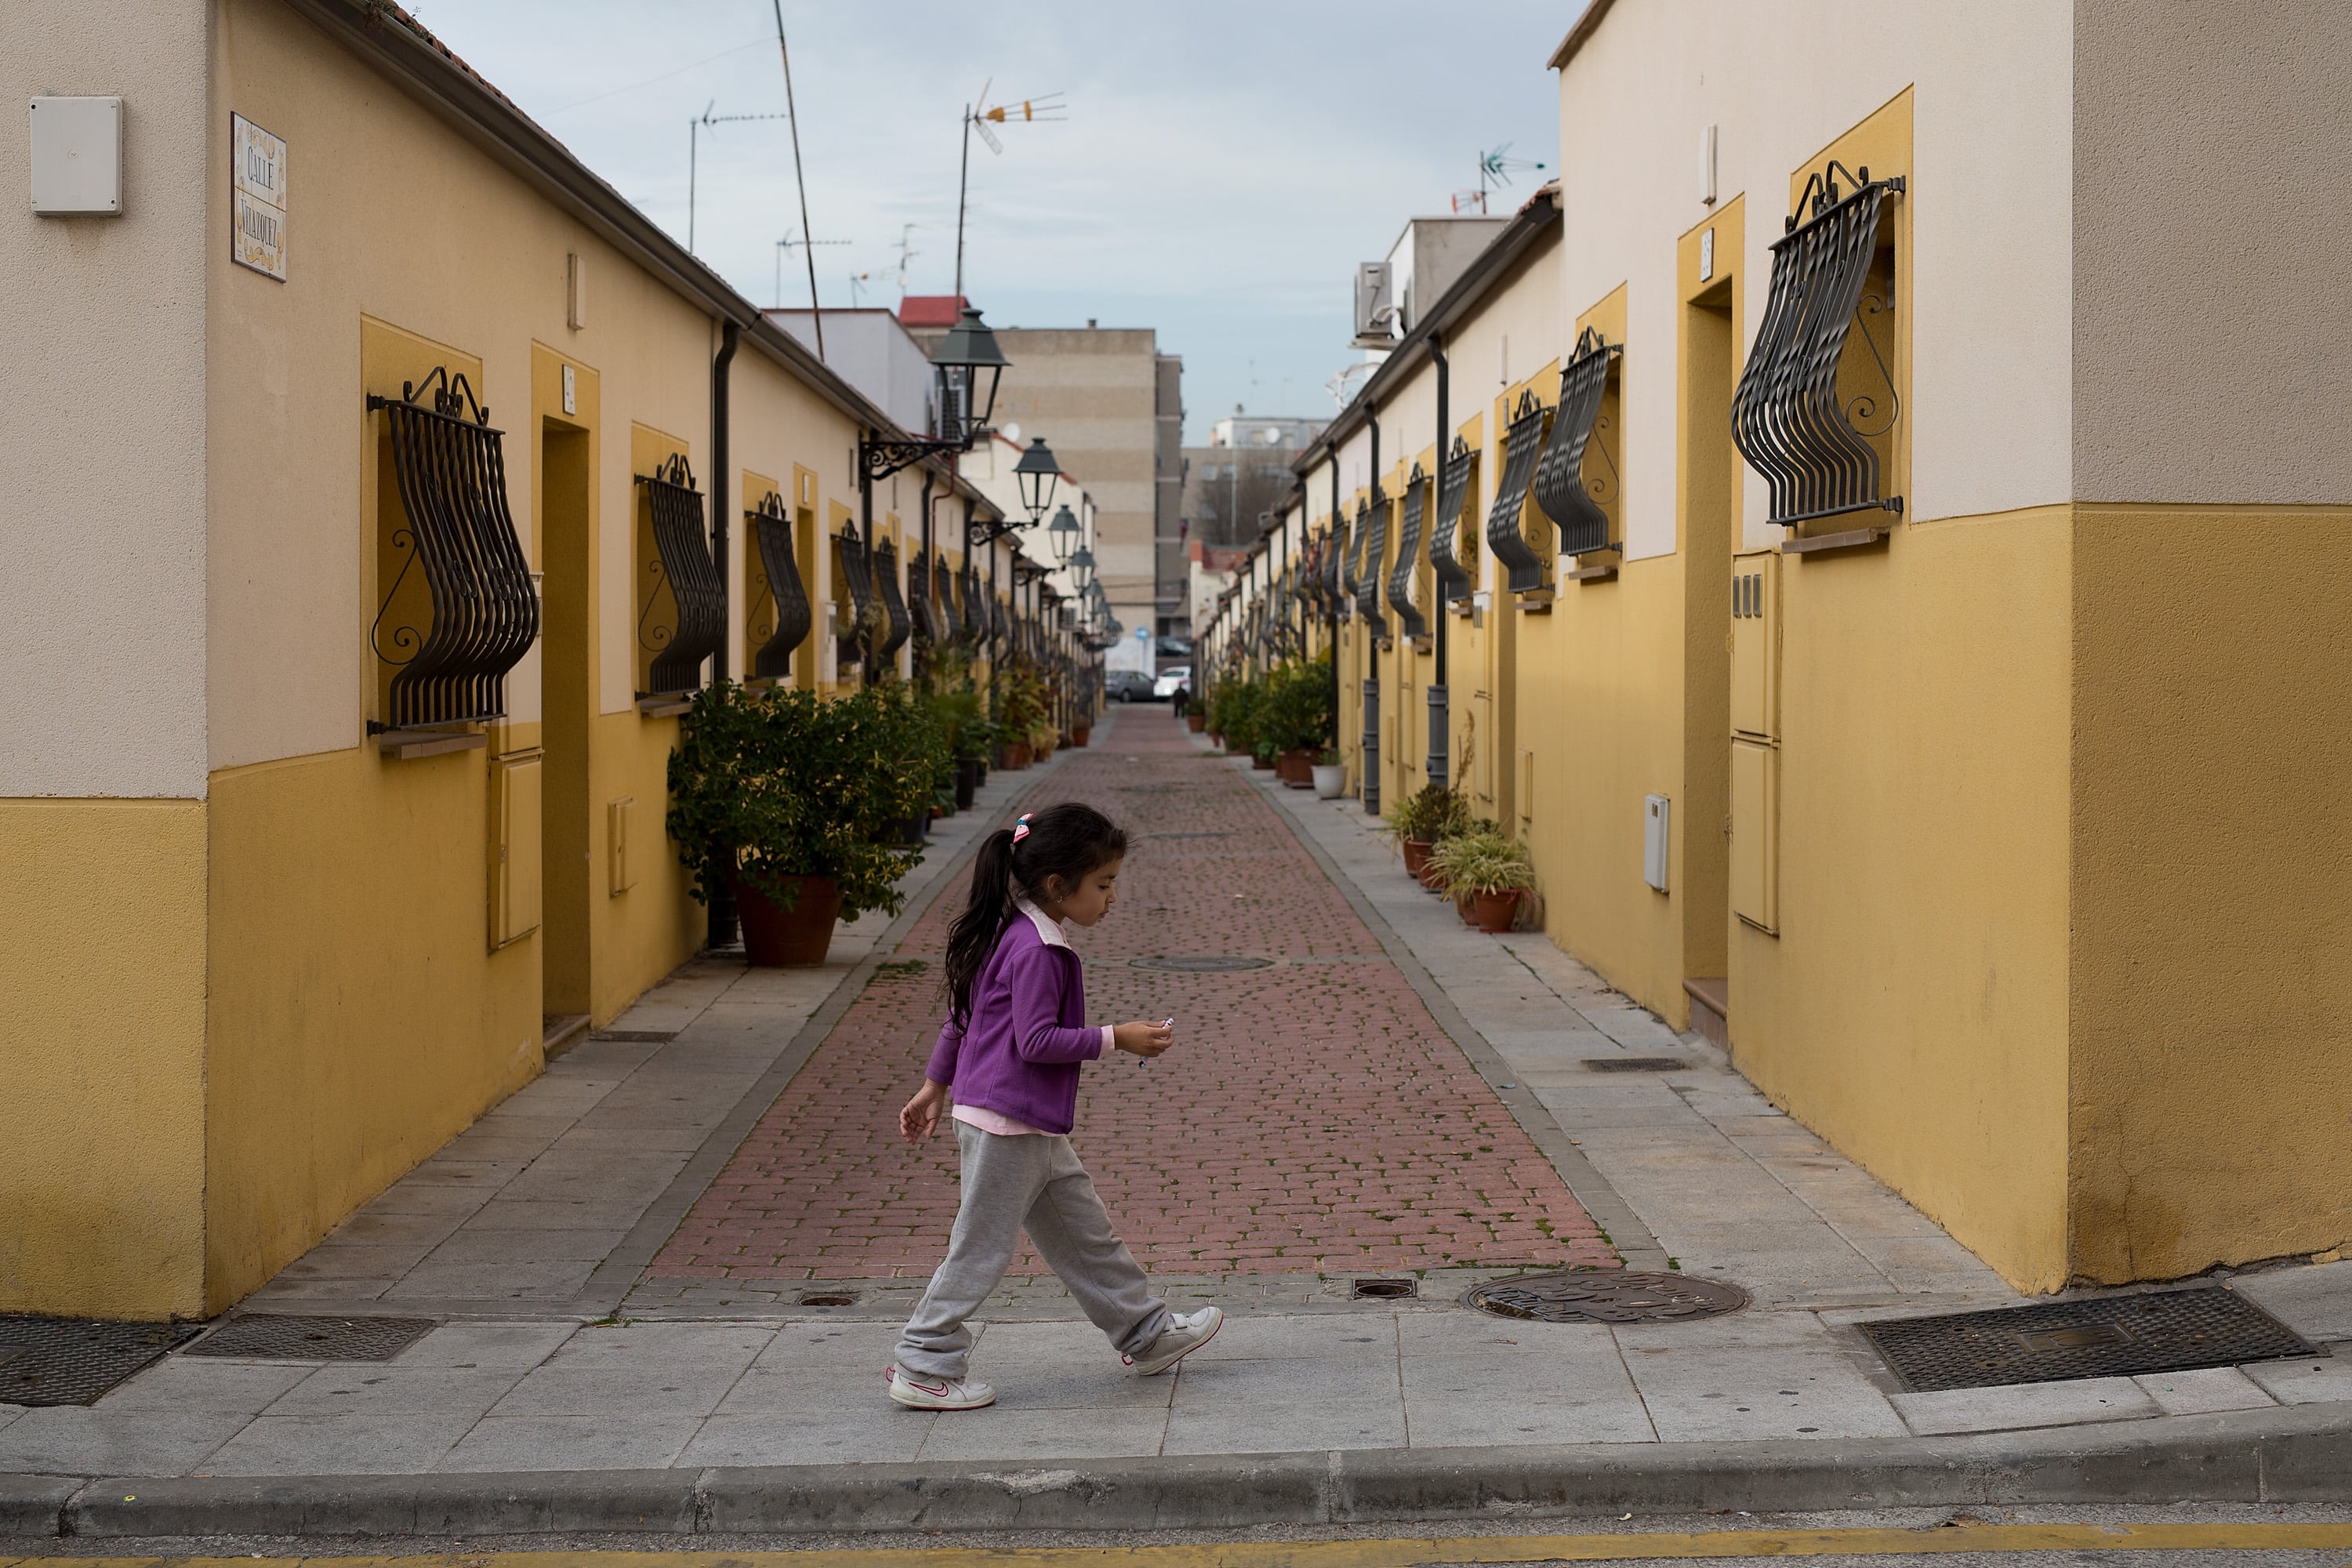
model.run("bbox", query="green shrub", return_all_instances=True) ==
[1261,652,1335,754]
[667,681,946,921]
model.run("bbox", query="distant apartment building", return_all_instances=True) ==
[903,300,1185,645]
[1180,407,1326,549]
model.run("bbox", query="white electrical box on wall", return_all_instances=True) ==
[29,96,123,215]
[1643,793,1671,892]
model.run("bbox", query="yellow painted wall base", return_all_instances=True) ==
[0,800,209,1320]
[206,746,545,1313]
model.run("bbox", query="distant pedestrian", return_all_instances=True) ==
[886,803,1221,1410]
[1171,681,1190,718]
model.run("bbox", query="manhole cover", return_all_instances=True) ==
[0,1316,201,1406]
[797,1292,858,1308]
[1859,1287,2322,1393]
[183,1314,439,1362]
[1584,1057,1690,1073]
[1128,955,1276,972]
[1465,1272,1748,1324]
[1352,1278,1417,1300]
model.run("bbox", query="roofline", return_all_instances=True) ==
[1548,0,1621,71]
[1290,183,1563,492]
[282,0,995,517]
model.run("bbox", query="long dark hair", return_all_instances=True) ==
[944,801,1129,1025]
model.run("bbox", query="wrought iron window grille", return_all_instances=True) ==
[1733,160,1905,532]
[873,541,912,662]
[1431,436,1476,606]
[1486,390,1555,594]
[746,490,811,681]
[365,368,539,733]
[1532,327,1624,558]
[959,561,983,642]
[630,454,724,699]
[1356,489,1389,643]
[907,548,939,644]
[833,525,877,667]
[1386,465,1430,641]
[1338,509,1360,619]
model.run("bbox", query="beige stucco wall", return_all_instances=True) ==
[1558,0,2074,559]
[2071,0,2352,505]
[2,2,211,798]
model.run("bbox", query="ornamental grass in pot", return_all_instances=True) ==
[1185,699,1207,733]
[1385,782,1471,881]
[668,681,944,967]
[1426,826,1537,934]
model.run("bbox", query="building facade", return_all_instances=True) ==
[1207,0,2352,1294]
[2,0,1041,1321]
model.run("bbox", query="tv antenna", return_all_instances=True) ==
[955,81,1067,296]
[687,101,789,252]
[775,230,849,308]
[891,223,921,293]
[1453,141,1548,214]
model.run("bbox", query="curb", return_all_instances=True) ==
[16,1401,2352,1539]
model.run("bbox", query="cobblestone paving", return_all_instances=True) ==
[652,719,1617,1280]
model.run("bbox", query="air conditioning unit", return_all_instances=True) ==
[1352,262,1396,348]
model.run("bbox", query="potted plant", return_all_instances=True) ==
[1311,747,1346,799]
[1072,721,1091,747]
[1385,782,1471,880]
[1428,829,1537,933]
[1185,698,1207,733]
[668,682,936,966]
[1262,654,1334,787]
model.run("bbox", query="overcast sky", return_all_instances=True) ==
[419,2,1576,444]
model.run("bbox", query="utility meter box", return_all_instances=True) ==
[1642,793,1671,892]
[29,96,123,215]
[1730,549,1778,740]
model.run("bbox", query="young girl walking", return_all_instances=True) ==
[886,802,1223,1410]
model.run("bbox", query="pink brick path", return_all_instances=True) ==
[651,717,1618,1279]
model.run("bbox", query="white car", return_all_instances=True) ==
[1152,666,1192,701]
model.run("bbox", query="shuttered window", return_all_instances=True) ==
[873,541,911,662]
[635,455,724,698]
[1385,465,1429,641]
[1429,437,1476,606]
[833,527,876,669]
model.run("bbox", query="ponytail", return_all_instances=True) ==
[943,802,1130,1025]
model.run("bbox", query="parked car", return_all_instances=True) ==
[1152,666,1192,701]
[1106,670,1157,702]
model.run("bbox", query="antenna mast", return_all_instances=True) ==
[771,0,825,359]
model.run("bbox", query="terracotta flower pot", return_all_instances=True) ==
[1278,749,1313,786]
[1073,726,1091,747]
[1001,741,1032,771]
[1187,713,1207,733]
[1458,891,1478,926]
[1474,888,1522,934]
[1401,838,1433,879]
[1419,859,1449,893]
[735,873,841,967]
[1209,730,1224,747]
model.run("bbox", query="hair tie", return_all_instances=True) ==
[1011,814,1033,845]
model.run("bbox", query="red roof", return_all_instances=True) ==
[897,295,970,328]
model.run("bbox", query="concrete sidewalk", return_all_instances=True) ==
[1,707,2347,1532]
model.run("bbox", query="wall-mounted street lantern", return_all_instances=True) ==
[860,305,1010,482]
[1068,543,1094,593]
[1015,440,1063,524]
[1045,502,1080,563]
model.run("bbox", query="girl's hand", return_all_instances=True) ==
[900,1080,950,1144]
[1112,1020,1175,1058]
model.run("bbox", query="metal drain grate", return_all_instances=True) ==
[1859,1287,2322,1393]
[1129,955,1275,972]
[1584,1057,1690,1073]
[593,1029,677,1043]
[1466,1271,1748,1324]
[1352,1277,1417,1300]
[0,1316,202,1406]
[183,1314,439,1362]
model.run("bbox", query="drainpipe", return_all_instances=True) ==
[707,318,740,952]
[1428,331,1449,792]
[1364,407,1381,816]
[1329,456,1341,786]
[919,468,935,681]
[858,429,877,687]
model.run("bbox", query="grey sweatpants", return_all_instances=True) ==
[895,1120,1171,1379]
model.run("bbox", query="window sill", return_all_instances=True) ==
[1780,525,1890,557]
[376,727,487,761]
[1566,563,1618,584]
[637,695,695,718]
[1515,587,1556,613]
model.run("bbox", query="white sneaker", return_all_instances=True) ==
[1123,1306,1224,1376]
[885,1363,996,1410]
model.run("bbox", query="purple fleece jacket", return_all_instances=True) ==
[924,902,1105,1135]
